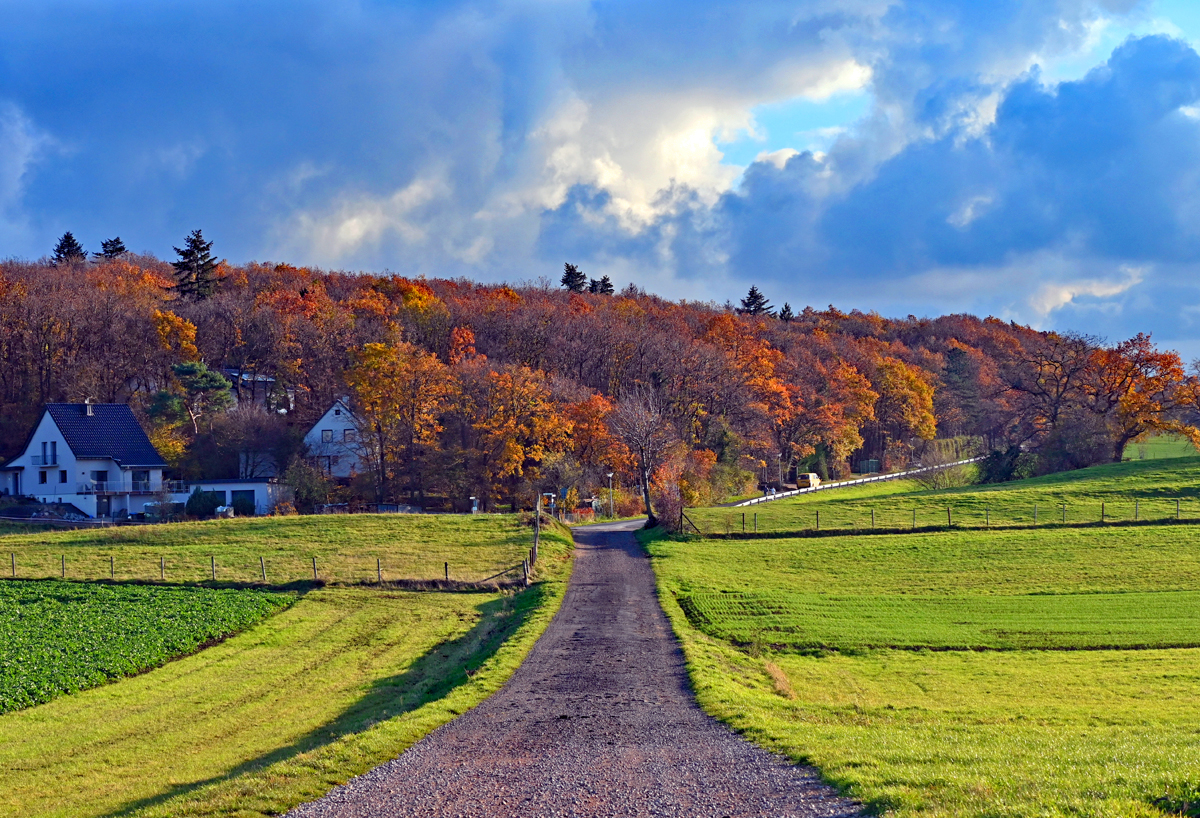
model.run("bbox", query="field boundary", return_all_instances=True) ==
[731,456,983,507]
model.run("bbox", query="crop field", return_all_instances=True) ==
[0,515,574,818]
[0,513,535,585]
[0,580,289,713]
[650,458,1200,817]
[688,455,1200,534]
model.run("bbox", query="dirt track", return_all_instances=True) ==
[289,519,860,817]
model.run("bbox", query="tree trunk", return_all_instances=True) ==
[640,461,656,526]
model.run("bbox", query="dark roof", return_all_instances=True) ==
[45,404,167,468]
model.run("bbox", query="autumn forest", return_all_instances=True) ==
[2,238,1197,520]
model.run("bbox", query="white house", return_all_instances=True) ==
[1,402,288,518]
[304,398,366,479]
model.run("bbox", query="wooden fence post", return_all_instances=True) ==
[871,509,875,529]
[912,508,916,530]
[10,552,13,578]
[1034,504,1037,524]
[1101,502,1105,522]
[262,556,267,583]
[742,512,745,533]
[754,513,758,533]
[1135,500,1139,521]
[61,554,65,579]
[1177,499,1181,520]
[376,557,381,585]
[110,555,114,580]
[444,561,449,582]
[211,555,216,581]
[947,507,952,527]
[160,556,164,581]
[312,556,318,581]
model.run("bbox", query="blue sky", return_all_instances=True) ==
[4,1,1200,355]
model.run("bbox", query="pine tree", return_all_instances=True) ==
[172,229,219,300]
[778,302,794,322]
[594,275,614,295]
[736,285,774,316]
[52,232,87,266]
[561,262,587,293]
[94,237,127,260]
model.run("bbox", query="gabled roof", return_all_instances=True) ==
[44,404,168,468]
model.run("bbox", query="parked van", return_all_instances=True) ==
[797,472,821,488]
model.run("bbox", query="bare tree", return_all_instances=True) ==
[609,387,673,526]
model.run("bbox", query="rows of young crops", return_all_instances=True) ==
[677,589,1200,650]
[0,580,291,713]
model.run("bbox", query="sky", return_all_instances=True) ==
[4,1,1200,354]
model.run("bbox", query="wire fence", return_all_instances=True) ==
[685,497,1199,538]
[732,457,984,507]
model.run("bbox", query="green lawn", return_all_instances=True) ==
[0,513,535,585]
[649,458,1200,817]
[690,456,1200,534]
[0,581,290,712]
[0,516,574,818]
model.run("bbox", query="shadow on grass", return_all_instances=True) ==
[97,583,547,818]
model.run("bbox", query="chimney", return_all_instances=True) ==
[85,398,94,417]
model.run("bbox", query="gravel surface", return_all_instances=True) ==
[288,519,861,818]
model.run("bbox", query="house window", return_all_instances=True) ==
[59,470,67,483]
[91,470,108,483]
[334,408,341,416]
[343,429,355,443]
[41,442,47,463]
[50,441,56,463]
[39,471,47,484]
[321,429,333,443]
[331,455,340,466]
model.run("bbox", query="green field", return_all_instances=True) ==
[0,515,574,818]
[690,456,1200,534]
[0,581,290,712]
[0,513,535,585]
[650,458,1200,817]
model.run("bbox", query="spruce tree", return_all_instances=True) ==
[778,302,795,322]
[95,237,127,260]
[52,232,87,266]
[172,229,219,300]
[561,262,587,293]
[736,285,774,316]
[594,275,614,295]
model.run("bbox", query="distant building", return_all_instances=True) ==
[304,398,366,479]
[0,402,288,518]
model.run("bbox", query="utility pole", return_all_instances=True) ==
[607,472,614,518]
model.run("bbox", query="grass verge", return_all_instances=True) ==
[0,519,573,818]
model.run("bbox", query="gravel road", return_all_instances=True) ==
[288,519,861,818]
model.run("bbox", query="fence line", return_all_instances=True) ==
[732,457,986,508]
[690,497,1196,539]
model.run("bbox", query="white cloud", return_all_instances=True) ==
[0,102,53,246]
[1028,265,1145,316]
[0,102,51,216]
[281,174,452,264]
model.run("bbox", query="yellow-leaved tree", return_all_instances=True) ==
[345,342,455,503]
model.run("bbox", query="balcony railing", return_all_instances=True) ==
[76,480,188,495]
[30,455,57,466]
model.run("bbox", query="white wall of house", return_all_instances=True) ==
[169,480,289,516]
[303,399,365,479]
[3,411,169,518]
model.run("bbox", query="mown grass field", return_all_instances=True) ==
[0,581,290,712]
[650,457,1200,817]
[690,455,1200,534]
[0,515,574,818]
[0,513,535,585]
